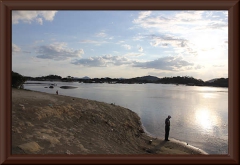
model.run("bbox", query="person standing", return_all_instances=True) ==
[165,115,171,141]
[56,90,58,95]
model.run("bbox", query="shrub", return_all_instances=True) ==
[12,71,26,88]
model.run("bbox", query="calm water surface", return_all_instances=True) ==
[23,81,228,154]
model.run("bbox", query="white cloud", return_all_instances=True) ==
[36,42,84,60]
[133,10,227,34]
[12,10,58,25]
[132,11,227,58]
[213,64,225,67]
[138,11,152,19]
[95,32,107,38]
[36,18,43,25]
[174,11,204,22]
[122,44,131,50]
[207,22,228,29]
[71,55,132,67]
[138,46,143,52]
[148,34,198,56]
[12,43,21,52]
[71,54,198,72]
[40,11,57,21]
[117,40,125,44]
[34,40,44,44]
[124,52,143,57]
[133,56,194,71]
[12,43,31,54]
[194,64,204,70]
[79,40,108,45]
[133,35,145,41]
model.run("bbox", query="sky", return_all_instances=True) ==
[12,10,228,81]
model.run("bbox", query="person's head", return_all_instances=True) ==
[168,115,171,119]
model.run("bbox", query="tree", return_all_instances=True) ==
[12,71,26,88]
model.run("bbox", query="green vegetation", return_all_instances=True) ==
[26,74,62,81]
[22,74,228,88]
[156,76,204,86]
[12,71,27,88]
[204,78,228,87]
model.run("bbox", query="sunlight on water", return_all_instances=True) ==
[195,109,212,130]
[202,93,217,98]
[195,108,220,132]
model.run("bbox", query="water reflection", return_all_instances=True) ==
[195,108,221,133]
[202,93,217,99]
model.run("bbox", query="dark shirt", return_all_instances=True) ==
[165,118,170,127]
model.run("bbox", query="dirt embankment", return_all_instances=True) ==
[12,88,207,155]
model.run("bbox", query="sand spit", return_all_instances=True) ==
[12,88,207,155]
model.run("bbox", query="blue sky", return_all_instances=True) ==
[12,10,228,81]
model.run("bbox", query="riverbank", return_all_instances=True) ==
[12,88,207,155]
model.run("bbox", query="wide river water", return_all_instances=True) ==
[23,81,228,154]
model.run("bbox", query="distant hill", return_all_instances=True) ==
[134,75,160,82]
[205,78,218,83]
[204,78,228,87]
[81,76,91,79]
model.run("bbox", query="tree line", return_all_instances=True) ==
[12,71,228,88]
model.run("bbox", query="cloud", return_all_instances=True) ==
[149,34,188,48]
[12,43,21,52]
[133,10,227,34]
[133,56,194,71]
[36,18,43,25]
[150,35,187,47]
[79,40,108,45]
[133,35,145,41]
[133,11,204,28]
[71,55,132,67]
[207,22,228,29]
[116,40,125,44]
[124,52,143,57]
[34,40,44,44]
[22,51,31,54]
[132,11,227,58]
[36,42,84,60]
[174,11,204,22]
[147,34,198,56]
[213,65,224,67]
[138,46,143,52]
[138,11,152,19]
[12,11,58,25]
[194,64,204,70]
[95,32,107,38]
[71,54,197,71]
[12,43,31,54]
[122,44,131,50]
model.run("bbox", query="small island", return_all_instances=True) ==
[60,86,78,89]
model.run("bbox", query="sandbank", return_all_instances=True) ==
[12,88,207,155]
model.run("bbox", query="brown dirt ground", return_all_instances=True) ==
[12,88,207,155]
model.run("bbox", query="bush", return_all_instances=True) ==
[12,71,26,88]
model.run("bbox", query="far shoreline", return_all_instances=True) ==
[23,81,228,89]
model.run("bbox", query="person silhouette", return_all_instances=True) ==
[165,115,171,141]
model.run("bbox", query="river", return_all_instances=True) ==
[23,81,228,154]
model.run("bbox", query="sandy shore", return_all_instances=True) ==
[12,88,207,155]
